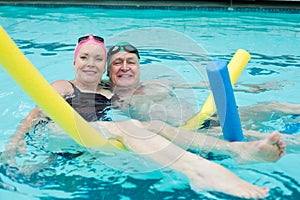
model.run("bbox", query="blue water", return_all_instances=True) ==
[0,5,300,199]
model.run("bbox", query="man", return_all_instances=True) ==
[106,42,193,126]
[106,42,296,127]
[105,42,300,154]
[103,41,287,162]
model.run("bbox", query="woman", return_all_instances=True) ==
[2,34,112,158]
[2,34,275,199]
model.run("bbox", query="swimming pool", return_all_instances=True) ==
[0,4,300,199]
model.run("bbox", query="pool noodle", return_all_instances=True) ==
[0,26,125,149]
[180,49,250,130]
[207,60,244,141]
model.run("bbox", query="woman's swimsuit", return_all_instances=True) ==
[29,82,112,160]
[65,82,112,122]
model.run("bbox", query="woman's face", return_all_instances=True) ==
[74,43,106,85]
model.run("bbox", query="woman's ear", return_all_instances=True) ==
[73,61,76,70]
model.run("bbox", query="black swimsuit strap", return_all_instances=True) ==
[65,81,112,122]
[68,81,109,95]
[68,81,82,95]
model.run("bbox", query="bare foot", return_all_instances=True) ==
[231,132,286,164]
[180,153,269,199]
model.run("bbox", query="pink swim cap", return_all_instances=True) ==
[74,34,107,61]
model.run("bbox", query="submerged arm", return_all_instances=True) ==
[234,80,292,93]
[170,81,209,89]
[1,106,44,164]
[170,80,290,94]
[1,80,71,163]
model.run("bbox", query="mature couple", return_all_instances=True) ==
[2,34,289,199]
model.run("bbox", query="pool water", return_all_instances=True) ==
[0,5,300,199]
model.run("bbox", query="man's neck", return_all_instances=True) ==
[112,83,143,96]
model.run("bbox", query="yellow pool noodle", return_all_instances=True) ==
[0,26,125,149]
[180,49,250,130]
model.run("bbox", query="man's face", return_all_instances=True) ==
[109,51,140,88]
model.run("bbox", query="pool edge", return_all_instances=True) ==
[0,0,300,10]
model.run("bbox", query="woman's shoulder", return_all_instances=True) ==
[51,79,69,85]
[51,80,73,96]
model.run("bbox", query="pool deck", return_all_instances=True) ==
[0,0,300,9]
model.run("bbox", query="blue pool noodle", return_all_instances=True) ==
[206,60,244,142]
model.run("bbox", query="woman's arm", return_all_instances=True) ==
[1,80,72,164]
[1,106,44,164]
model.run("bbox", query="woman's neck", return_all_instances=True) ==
[72,79,99,92]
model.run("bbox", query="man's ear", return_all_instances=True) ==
[106,64,110,77]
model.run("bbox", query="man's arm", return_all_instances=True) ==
[170,80,290,93]
[170,81,209,89]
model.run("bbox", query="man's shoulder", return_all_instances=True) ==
[140,79,173,94]
[142,78,174,86]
